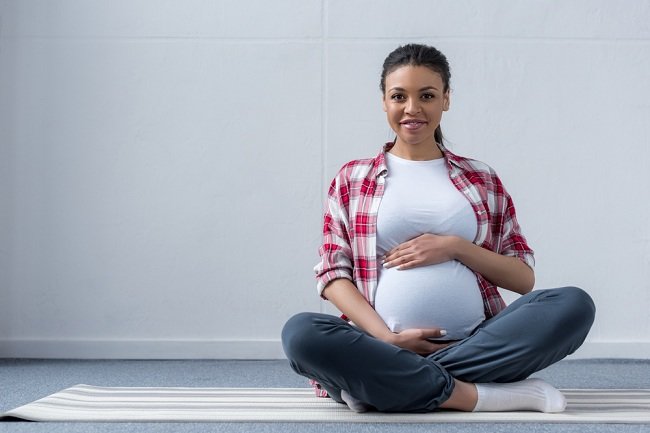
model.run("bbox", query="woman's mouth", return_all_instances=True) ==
[400,120,427,130]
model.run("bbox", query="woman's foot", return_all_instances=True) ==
[340,390,373,413]
[473,378,567,413]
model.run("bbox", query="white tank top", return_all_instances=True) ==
[374,152,485,340]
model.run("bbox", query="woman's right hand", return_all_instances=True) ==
[388,328,451,356]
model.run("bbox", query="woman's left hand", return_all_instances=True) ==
[383,233,457,270]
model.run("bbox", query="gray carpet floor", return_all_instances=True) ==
[1,358,649,433]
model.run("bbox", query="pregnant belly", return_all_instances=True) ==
[373,261,486,340]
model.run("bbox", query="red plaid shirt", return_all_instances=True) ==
[311,142,534,397]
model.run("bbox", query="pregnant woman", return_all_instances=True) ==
[282,44,595,413]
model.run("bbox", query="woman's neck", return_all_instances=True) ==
[389,140,443,161]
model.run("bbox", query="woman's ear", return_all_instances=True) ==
[382,95,388,112]
[443,91,450,111]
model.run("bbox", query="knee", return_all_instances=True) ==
[281,312,324,361]
[555,286,596,332]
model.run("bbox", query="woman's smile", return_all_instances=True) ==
[400,119,428,131]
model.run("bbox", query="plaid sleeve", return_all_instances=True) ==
[309,379,330,398]
[314,171,354,298]
[493,175,535,269]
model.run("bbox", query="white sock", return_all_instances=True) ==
[340,390,372,413]
[473,378,567,413]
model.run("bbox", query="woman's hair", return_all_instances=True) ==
[380,44,451,144]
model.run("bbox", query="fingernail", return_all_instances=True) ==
[383,262,389,268]
[440,330,447,336]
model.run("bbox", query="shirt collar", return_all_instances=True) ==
[377,141,463,177]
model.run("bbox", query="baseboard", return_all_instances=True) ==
[0,339,286,359]
[0,339,648,360]
[567,341,650,360]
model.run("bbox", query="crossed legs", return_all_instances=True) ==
[282,287,595,413]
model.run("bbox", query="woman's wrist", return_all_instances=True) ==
[380,331,403,349]
[376,329,398,345]
[447,235,466,261]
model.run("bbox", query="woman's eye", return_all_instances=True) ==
[390,94,404,101]
[422,93,435,100]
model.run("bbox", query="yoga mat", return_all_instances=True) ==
[2,385,649,423]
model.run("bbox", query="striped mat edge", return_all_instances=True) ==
[2,385,649,423]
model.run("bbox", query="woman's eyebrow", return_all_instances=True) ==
[388,86,440,92]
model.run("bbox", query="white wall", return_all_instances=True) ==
[1,0,649,359]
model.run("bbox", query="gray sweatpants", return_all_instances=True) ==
[281,287,595,413]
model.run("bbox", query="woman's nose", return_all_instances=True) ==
[405,98,421,114]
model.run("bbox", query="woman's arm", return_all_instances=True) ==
[450,236,534,294]
[383,234,534,295]
[322,278,449,355]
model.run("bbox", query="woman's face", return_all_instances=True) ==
[382,65,450,148]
